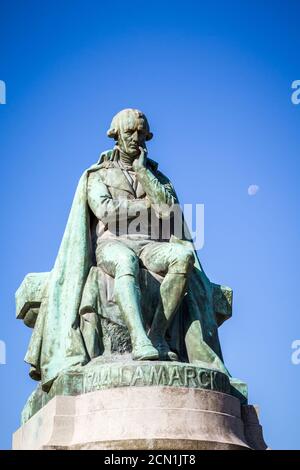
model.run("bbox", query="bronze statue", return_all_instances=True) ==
[17,109,232,393]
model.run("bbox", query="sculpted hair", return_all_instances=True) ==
[107,108,153,141]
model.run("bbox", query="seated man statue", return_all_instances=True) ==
[88,109,195,362]
[19,108,231,392]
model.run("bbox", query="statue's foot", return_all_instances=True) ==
[155,344,178,362]
[132,343,159,361]
[148,335,178,362]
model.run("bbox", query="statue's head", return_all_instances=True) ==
[107,108,153,157]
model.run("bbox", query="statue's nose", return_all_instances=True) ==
[132,130,139,141]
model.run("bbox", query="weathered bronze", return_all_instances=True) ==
[17,109,243,414]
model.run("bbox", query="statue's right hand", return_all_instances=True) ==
[144,197,151,210]
[133,147,147,171]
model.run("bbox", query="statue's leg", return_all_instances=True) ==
[140,242,195,360]
[96,240,159,361]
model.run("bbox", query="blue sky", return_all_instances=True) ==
[1,0,300,449]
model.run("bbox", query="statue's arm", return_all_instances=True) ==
[87,171,149,223]
[135,167,177,215]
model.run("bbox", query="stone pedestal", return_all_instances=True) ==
[13,386,266,450]
[13,358,267,450]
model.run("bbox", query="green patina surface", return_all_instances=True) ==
[17,109,248,422]
[21,357,247,424]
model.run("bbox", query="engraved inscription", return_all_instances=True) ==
[83,363,230,394]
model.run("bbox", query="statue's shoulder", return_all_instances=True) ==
[155,169,172,184]
[150,163,173,187]
[98,149,115,169]
[87,150,115,181]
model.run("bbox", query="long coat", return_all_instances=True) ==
[24,149,229,392]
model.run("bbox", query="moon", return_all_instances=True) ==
[248,184,259,196]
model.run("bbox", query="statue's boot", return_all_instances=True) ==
[114,274,159,361]
[148,333,178,362]
[132,342,159,361]
[149,272,189,362]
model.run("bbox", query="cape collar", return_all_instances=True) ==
[97,148,159,172]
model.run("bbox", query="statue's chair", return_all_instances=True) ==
[16,265,233,359]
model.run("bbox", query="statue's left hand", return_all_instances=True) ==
[133,147,147,171]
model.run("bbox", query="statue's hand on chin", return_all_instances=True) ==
[132,146,147,172]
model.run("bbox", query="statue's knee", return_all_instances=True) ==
[115,251,139,278]
[180,248,195,272]
[170,246,195,274]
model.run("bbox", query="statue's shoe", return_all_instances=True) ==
[156,345,178,362]
[148,333,179,362]
[132,343,159,361]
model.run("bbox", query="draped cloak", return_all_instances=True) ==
[24,151,228,392]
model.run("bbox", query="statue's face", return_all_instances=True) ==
[117,114,148,158]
